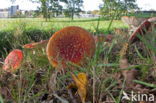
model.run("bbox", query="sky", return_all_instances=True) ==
[0,0,156,11]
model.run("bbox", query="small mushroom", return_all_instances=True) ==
[3,49,23,72]
[23,40,49,49]
[128,17,156,43]
[46,26,95,68]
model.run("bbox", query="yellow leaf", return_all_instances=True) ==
[71,72,88,103]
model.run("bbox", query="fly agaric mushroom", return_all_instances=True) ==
[3,49,23,72]
[23,40,49,49]
[46,26,95,68]
[128,20,152,43]
[128,17,156,43]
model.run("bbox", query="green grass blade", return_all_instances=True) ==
[133,80,156,88]
[0,94,4,103]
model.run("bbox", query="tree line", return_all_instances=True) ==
[11,0,83,21]
[32,0,84,21]
[11,0,139,21]
[100,0,139,19]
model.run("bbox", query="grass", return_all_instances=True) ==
[0,17,156,103]
[0,18,127,33]
[127,12,156,18]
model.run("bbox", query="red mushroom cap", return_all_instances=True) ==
[3,49,23,72]
[46,26,95,68]
[128,20,151,43]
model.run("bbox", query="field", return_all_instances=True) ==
[0,18,127,31]
[0,17,156,103]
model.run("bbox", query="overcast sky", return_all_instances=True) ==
[0,0,156,11]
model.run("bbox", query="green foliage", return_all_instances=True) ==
[49,0,63,17]
[30,0,84,20]
[40,0,50,21]
[100,0,139,19]
[122,0,138,11]
[0,31,14,57]
[0,94,4,103]
[31,0,63,21]
[64,0,83,20]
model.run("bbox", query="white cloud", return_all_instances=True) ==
[83,0,156,11]
[14,0,40,10]
[83,0,103,11]
[0,0,12,9]
[0,0,39,10]
[136,0,156,10]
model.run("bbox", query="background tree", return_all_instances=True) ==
[31,0,84,20]
[91,10,100,15]
[100,0,123,19]
[100,0,139,19]
[49,0,63,17]
[32,0,65,20]
[123,0,138,12]
[10,0,84,20]
[31,0,50,21]
[41,0,49,21]
[64,0,83,20]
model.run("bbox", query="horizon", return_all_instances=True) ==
[0,0,156,11]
